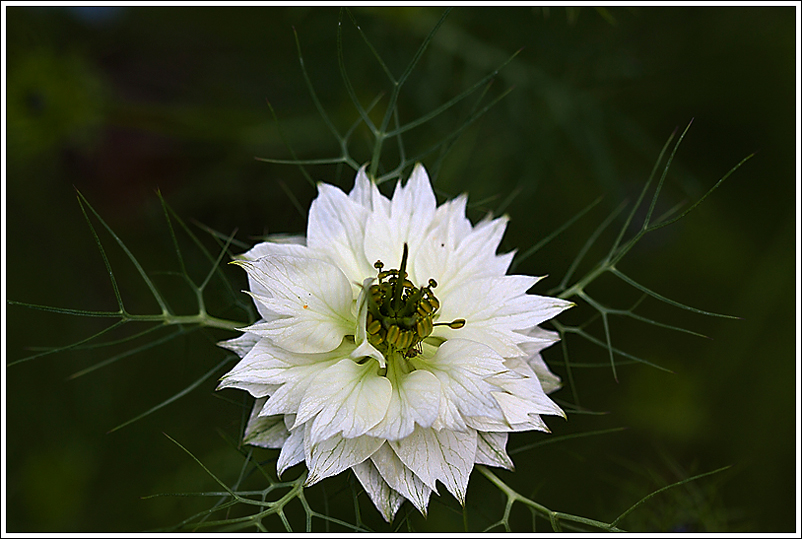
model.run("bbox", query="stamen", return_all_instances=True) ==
[433,318,466,329]
[366,243,465,360]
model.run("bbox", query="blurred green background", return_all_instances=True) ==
[5,6,797,532]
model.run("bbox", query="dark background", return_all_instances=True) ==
[5,6,797,532]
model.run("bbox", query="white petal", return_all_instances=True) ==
[367,366,440,441]
[348,164,386,212]
[517,327,563,394]
[218,338,344,405]
[363,163,437,276]
[307,180,374,289]
[415,214,512,294]
[236,255,355,354]
[491,391,557,432]
[518,326,561,356]
[217,332,260,358]
[352,459,405,523]
[237,237,306,261]
[466,413,550,433]
[304,428,384,486]
[243,398,289,448]
[277,427,306,476]
[217,381,276,398]
[296,359,392,444]
[464,415,508,431]
[412,339,507,424]
[390,427,477,504]
[489,362,565,421]
[528,353,562,395]
[475,431,514,470]
[436,275,574,358]
[431,388,468,431]
[370,443,434,516]
[219,337,303,386]
[217,358,275,398]
[234,241,309,319]
[424,193,472,252]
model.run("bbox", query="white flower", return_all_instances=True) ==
[218,164,573,521]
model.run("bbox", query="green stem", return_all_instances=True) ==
[125,313,244,331]
[558,260,609,301]
[477,466,624,532]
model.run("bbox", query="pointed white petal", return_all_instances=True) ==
[243,398,289,448]
[363,163,437,276]
[492,392,557,431]
[217,332,260,358]
[370,443,434,516]
[367,367,440,441]
[348,164,387,212]
[431,388,468,431]
[390,427,477,504]
[489,361,565,421]
[518,326,561,356]
[257,365,333,417]
[426,193,472,251]
[436,275,573,358]
[295,359,392,444]
[219,338,345,404]
[234,241,310,319]
[527,353,562,395]
[348,165,372,207]
[240,341,351,417]
[277,427,306,476]
[237,238,306,262]
[413,198,512,289]
[412,339,507,424]
[465,414,550,433]
[352,459,405,523]
[515,327,563,394]
[307,181,374,288]
[475,431,514,470]
[236,255,355,354]
[304,429,384,486]
[219,337,305,386]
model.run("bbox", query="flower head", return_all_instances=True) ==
[219,164,573,521]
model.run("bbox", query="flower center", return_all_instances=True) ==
[366,243,465,359]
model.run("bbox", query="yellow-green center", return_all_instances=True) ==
[367,244,465,359]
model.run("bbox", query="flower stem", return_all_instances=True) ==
[125,312,244,331]
[476,465,624,532]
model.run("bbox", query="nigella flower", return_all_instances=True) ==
[218,164,573,521]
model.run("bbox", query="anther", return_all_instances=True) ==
[418,299,434,314]
[386,325,400,346]
[398,330,413,350]
[433,318,466,329]
[367,320,382,335]
[415,317,433,339]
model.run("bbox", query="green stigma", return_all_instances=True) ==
[366,243,465,359]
